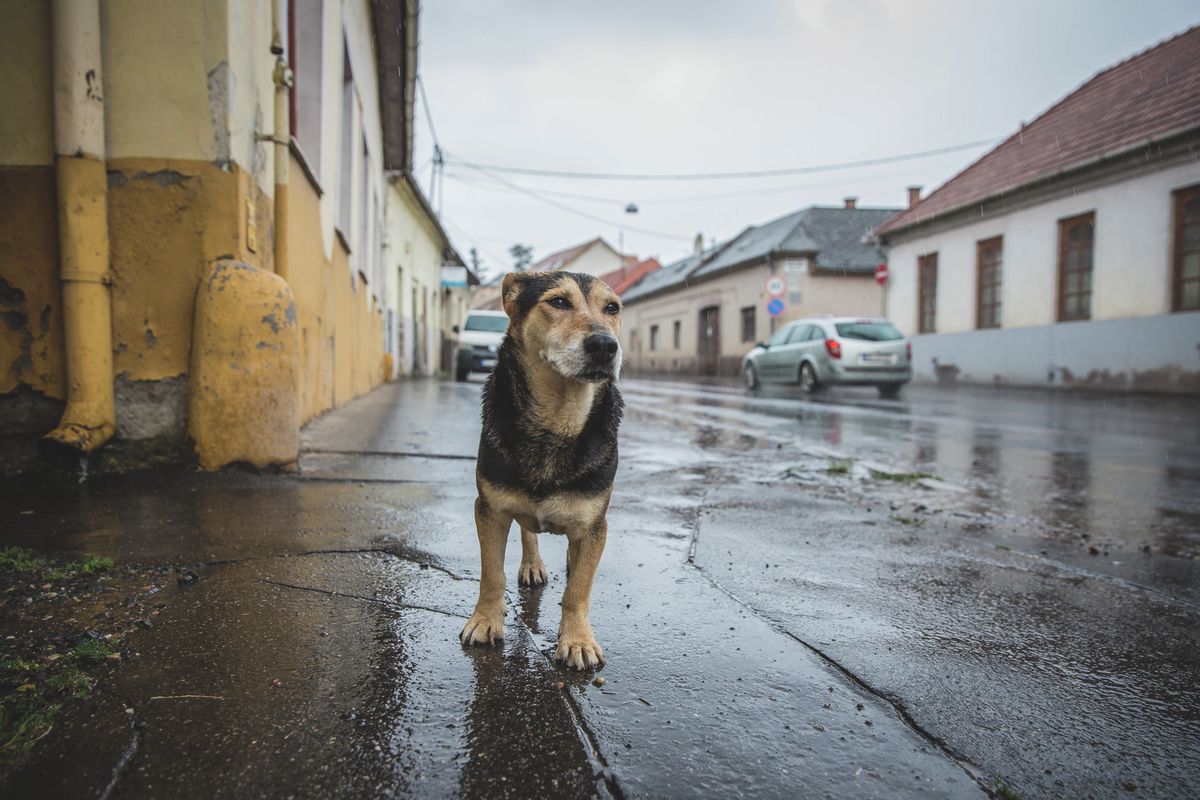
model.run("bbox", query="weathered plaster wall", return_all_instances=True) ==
[385,179,448,377]
[288,154,383,423]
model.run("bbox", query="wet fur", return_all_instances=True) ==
[461,271,623,670]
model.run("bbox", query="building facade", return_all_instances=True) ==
[0,0,460,471]
[876,26,1200,392]
[622,203,895,377]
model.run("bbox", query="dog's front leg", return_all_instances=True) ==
[461,495,511,646]
[556,519,607,670]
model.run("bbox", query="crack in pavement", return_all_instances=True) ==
[192,547,473,582]
[505,613,624,800]
[259,578,468,619]
[684,516,993,797]
[95,686,144,800]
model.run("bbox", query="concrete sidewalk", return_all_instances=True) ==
[1,379,984,798]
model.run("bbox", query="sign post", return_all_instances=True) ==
[875,263,888,317]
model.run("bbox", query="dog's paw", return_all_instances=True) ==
[518,558,548,587]
[460,610,505,646]
[555,634,605,671]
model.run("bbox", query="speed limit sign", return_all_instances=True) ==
[765,275,787,297]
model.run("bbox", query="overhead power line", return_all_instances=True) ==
[445,166,692,243]
[442,137,999,182]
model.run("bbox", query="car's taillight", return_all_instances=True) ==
[824,339,842,359]
[906,342,912,361]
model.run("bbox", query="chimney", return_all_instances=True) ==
[843,197,857,209]
[693,232,704,255]
[907,186,922,208]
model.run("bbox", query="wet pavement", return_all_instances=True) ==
[3,377,1199,798]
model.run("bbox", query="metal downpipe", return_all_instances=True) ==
[45,0,115,453]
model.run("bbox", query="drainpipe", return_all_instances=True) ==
[45,0,115,453]
[267,0,292,279]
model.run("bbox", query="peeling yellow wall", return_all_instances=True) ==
[107,158,272,384]
[287,153,384,424]
[0,166,64,399]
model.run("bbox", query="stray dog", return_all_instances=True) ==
[461,270,623,670]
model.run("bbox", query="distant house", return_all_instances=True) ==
[622,200,897,376]
[874,25,1200,392]
[530,237,626,277]
[598,257,662,296]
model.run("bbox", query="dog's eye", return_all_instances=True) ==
[546,296,571,310]
[604,302,621,315]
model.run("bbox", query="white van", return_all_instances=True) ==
[453,310,509,381]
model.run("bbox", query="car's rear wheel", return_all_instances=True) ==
[798,362,820,394]
[877,382,903,399]
[743,363,760,391]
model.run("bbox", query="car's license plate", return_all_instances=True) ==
[860,352,896,365]
[481,359,497,369]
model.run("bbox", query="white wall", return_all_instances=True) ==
[568,241,625,277]
[886,161,1200,336]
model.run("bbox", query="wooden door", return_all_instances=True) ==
[698,305,720,375]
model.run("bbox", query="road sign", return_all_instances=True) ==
[765,275,787,297]
[766,298,785,317]
[875,263,889,286]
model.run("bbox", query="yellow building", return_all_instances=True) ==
[0,0,465,471]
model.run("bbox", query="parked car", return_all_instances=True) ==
[454,310,509,381]
[741,316,912,398]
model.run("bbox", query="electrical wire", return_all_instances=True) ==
[442,137,1000,182]
[447,165,692,242]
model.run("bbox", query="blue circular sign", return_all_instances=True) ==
[766,298,785,317]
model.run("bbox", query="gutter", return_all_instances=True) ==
[44,0,115,453]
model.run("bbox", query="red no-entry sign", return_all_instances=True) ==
[875,263,889,285]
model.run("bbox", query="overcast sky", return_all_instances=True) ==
[413,1,1198,279]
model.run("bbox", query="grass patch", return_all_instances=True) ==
[891,515,924,527]
[0,694,60,763]
[46,668,93,700]
[1,659,38,676]
[869,468,936,484]
[995,543,1011,552]
[993,777,1021,800]
[70,639,113,663]
[826,461,853,475]
[0,547,113,580]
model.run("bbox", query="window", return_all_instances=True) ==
[917,253,938,333]
[976,236,1003,329]
[672,320,681,349]
[740,306,755,342]
[766,324,793,347]
[1058,212,1094,321]
[336,43,354,240]
[649,324,659,351]
[786,324,813,344]
[359,138,370,274]
[835,321,903,341]
[288,0,324,182]
[1173,184,1200,312]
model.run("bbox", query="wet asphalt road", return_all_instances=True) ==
[3,377,1199,798]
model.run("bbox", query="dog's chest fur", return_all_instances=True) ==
[477,345,623,509]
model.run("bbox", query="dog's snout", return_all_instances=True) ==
[584,333,619,361]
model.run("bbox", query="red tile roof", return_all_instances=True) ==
[596,258,663,296]
[877,25,1200,236]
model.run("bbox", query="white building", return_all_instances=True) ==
[875,25,1200,392]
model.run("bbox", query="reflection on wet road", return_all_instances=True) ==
[2,377,1197,798]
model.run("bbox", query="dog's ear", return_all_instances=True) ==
[501,272,523,319]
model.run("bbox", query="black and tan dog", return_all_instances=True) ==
[460,270,623,670]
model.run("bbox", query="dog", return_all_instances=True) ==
[460,270,624,670]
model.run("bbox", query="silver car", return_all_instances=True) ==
[741,316,913,398]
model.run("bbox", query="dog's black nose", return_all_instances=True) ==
[584,333,619,361]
